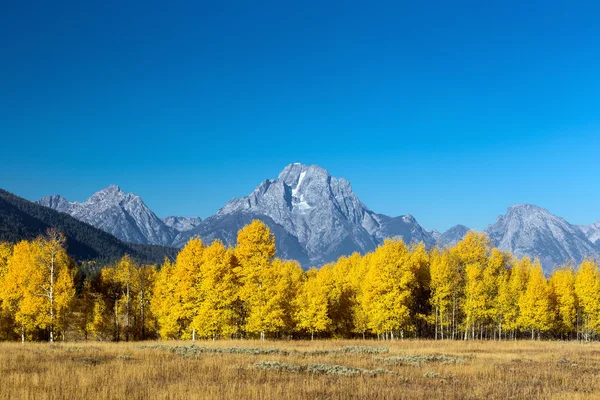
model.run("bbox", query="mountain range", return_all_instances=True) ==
[0,189,177,266]
[35,163,600,273]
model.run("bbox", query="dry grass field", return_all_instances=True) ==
[1,340,599,400]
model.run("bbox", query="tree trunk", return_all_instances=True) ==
[49,250,55,343]
[125,283,130,342]
[435,306,438,340]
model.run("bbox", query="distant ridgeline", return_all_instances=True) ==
[0,218,599,342]
[0,189,178,267]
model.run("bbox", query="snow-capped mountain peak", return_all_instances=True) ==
[176,163,433,267]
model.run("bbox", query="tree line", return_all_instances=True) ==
[0,221,599,342]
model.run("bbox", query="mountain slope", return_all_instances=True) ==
[437,225,470,247]
[177,163,431,267]
[38,185,177,246]
[162,216,202,232]
[580,221,600,246]
[485,204,597,273]
[0,189,177,264]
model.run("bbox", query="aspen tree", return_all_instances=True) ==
[235,220,276,340]
[574,260,600,340]
[295,269,331,339]
[350,253,372,339]
[519,260,552,339]
[113,255,137,341]
[455,232,490,340]
[502,257,530,338]
[0,242,15,339]
[327,253,361,337]
[190,241,239,339]
[151,258,180,339]
[549,267,577,339]
[362,239,417,339]
[133,265,157,340]
[2,233,74,342]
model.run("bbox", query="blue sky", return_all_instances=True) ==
[1,1,599,231]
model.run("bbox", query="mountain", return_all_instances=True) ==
[162,216,203,232]
[38,185,177,246]
[437,225,470,247]
[34,165,600,273]
[485,204,598,273]
[0,188,177,265]
[580,221,600,246]
[174,163,431,267]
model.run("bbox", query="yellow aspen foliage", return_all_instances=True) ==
[456,232,491,339]
[484,249,509,334]
[350,253,372,338]
[496,264,511,339]
[89,294,111,340]
[190,241,239,339]
[151,258,180,339]
[430,249,452,339]
[500,256,530,335]
[455,232,490,266]
[0,242,15,339]
[244,258,302,339]
[294,268,331,339]
[549,267,577,338]
[574,260,600,340]
[235,220,276,272]
[409,243,431,334]
[327,253,362,337]
[1,231,75,342]
[172,238,205,339]
[133,265,157,340]
[234,220,278,340]
[113,255,137,341]
[519,260,553,339]
[362,239,417,338]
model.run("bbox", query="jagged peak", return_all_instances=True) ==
[277,163,330,184]
[506,204,548,213]
[446,224,470,232]
[101,184,123,193]
[402,214,416,223]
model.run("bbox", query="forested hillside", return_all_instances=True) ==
[0,189,177,265]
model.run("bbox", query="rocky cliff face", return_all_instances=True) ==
[37,166,598,272]
[176,163,431,266]
[485,204,598,273]
[38,185,177,245]
[162,216,203,232]
[437,224,470,248]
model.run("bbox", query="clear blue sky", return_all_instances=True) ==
[1,1,599,231]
